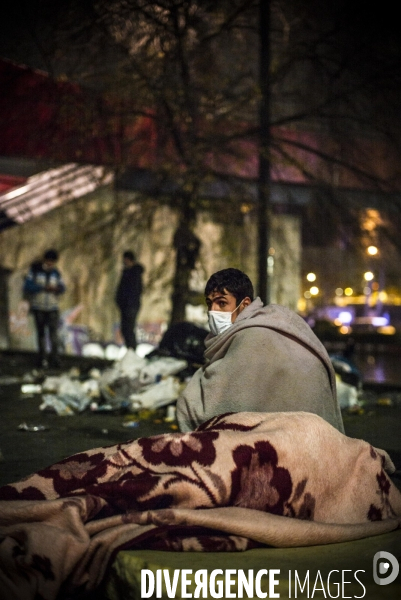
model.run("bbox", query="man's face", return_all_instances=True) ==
[206,289,250,323]
[43,260,56,271]
[123,257,134,268]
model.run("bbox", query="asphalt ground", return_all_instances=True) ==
[0,349,400,491]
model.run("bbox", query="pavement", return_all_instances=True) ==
[0,349,401,600]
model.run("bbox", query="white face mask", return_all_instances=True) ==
[208,303,242,336]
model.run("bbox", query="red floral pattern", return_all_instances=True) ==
[138,431,219,466]
[230,441,293,513]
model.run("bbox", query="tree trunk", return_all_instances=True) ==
[170,205,201,325]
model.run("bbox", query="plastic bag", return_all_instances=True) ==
[335,374,360,408]
[139,356,188,385]
[39,395,75,416]
[117,348,148,378]
[129,376,182,410]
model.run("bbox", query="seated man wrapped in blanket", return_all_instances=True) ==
[177,268,344,433]
[0,411,400,600]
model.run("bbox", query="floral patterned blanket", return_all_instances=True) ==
[0,411,400,600]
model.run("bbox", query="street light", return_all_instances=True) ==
[364,271,374,282]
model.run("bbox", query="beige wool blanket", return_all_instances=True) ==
[0,411,400,600]
[177,298,344,432]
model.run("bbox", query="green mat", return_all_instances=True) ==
[105,530,401,600]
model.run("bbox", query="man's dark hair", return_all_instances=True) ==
[123,250,135,261]
[44,249,58,261]
[205,268,254,303]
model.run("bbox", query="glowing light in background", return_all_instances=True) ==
[309,286,319,296]
[371,316,389,327]
[367,245,378,256]
[338,311,353,324]
[364,271,374,281]
[377,326,396,335]
[344,287,353,296]
[306,272,316,282]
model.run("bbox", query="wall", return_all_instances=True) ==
[0,184,301,352]
[269,214,301,312]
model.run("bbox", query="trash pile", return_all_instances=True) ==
[330,355,363,410]
[20,349,188,417]
[97,349,187,411]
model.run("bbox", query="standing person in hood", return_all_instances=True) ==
[115,250,144,350]
[23,249,66,369]
[176,267,344,433]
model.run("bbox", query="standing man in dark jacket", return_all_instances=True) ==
[115,250,144,350]
[23,249,66,368]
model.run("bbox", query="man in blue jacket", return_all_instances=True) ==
[23,249,66,368]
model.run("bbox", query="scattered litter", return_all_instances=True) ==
[21,384,42,394]
[346,405,365,416]
[99,349,186,410]
[336,375,360,409]
[117,349,148,378]
[39,396,75,416]
[90,403,114,413]
[88,368,101,379]
[165,405,176,422]
[98,350,145,406]
[377,397,393,407]
[42,377,61,393]
[104,344,127,361]
[331,354,362,409]
[130,376,182,410]
[122,420,139,428]
[81,378,101,398]
[39,374,97,414]
[14,344,188,419]
[122,409,162,422]
[136,343,156,358]
[134,409,157,421]
[18,422,48,432]
[139,356,187,385]
[359,389,401,407]
[81,343,106,359]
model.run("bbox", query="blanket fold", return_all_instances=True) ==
[0,411,400,600]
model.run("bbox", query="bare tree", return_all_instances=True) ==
[2,0,401,318]
[7,0,261,322]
